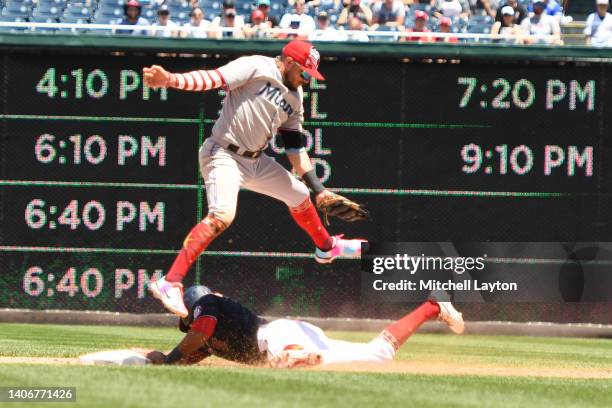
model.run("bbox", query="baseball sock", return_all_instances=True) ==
[166,216,225,282]
[289,198,333,251]
[380,300,440,350]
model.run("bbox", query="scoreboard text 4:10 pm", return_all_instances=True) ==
[36,68,168,101]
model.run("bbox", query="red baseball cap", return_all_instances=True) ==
[251,9,264,20]
[415,10,428,20]
[282,40,325,81]
[439,16,451,26]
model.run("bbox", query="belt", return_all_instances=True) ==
[226,143,263,159]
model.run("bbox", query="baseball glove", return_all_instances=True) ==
[316,191,370,226]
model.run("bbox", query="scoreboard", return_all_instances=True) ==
[0,49,610,316]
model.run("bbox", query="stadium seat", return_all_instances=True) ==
[58,15,89,33]
[168,2,190,16]
[63,4,92,18]
[427,16,439,31]
[410,3,432,14]
[141,7,156,20]
[6,0,34,5]
[0,15,26,31]
[29,15,60,32]
[97,0,126,6]
[373,25,398,42]
[32,3,64,18]
[1,4,32,19]
[96,4,123,17]
[173,10,189,23]
[39,0,69,5]
[465,15,493,41]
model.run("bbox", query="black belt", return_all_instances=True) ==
[226,143,263,159]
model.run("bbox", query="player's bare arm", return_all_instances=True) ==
[147,329,209,365]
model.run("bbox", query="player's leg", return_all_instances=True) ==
[321,300,464,365]
[149,141,242,317]
[380,299,464,351]
[259,319,327,368]
[243,154,364,261]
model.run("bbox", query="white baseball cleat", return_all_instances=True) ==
[315,235,367,264]
[436,301,465,334]
[268,345,323,369]
[148,276,188,318]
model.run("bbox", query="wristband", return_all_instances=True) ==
[164,347,183,365]
[302,170,326,195]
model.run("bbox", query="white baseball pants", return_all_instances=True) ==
[257,319,396,365]
[199,138,310,225]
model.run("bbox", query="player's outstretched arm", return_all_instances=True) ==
[146,327,211,365]
[143,64,226,91]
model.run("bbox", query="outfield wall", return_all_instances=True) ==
[0,35,610,323]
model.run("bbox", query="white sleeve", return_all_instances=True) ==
[584,14,594,36]
[216,56,259,91]
[281,108,304,132]
[303,15,316,32]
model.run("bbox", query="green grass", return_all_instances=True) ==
[0,323,611,408]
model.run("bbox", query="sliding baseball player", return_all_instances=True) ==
[145,285,465,367]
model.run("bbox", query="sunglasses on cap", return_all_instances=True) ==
[293,62,311,81]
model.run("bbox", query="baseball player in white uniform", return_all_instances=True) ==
[145,285,465,367]
[143,41,367,318]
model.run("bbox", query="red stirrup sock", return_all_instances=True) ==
[289,198,333,251]
[380,300,440,350]
[166,216,225,282]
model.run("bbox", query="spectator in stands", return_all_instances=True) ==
[527,0,562,21]
[436,16,459,41]
[243,9,273,37]
[118,0,150,35]
[279,0,317,36]
[181,6,211,38]
[491,5,524,43]
[401,10,433,41]
[319,0,344,14]
[467,0,497,18]
[338,0,373,26]
[151,4,179,37]
[520,0,562,44]
[371,0,406,28]
[346,14,370,41]
[495,0,527,24]
[208,6,245,38]
[585,0,612,46]
[251,0,280,27]
[310,10,346,40]
[210,0,246,28]
[434,0,470,18]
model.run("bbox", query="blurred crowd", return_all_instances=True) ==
[2,0,611,45]
[111,0,567,44]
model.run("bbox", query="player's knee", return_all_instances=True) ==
[287,183,311,209]
[204,211,233,232]
[368,337,396,363]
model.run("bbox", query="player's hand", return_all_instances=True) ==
[143,65,171,89]
[145,350,167,364]
[315,190,334,207]
[315,190,370,226]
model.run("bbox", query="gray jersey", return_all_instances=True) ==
[212,55,304,152]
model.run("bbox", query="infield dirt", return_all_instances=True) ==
[1,355,609,379]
